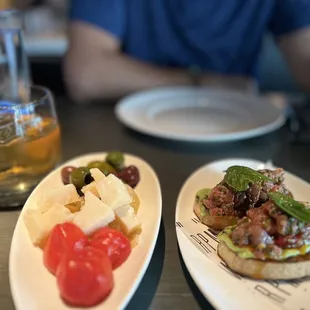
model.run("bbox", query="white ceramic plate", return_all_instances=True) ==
[176,158,310,310]
[9,153,162,310]
[115,87,286,142]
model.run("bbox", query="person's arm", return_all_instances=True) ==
[65,0,257,103]
[64,21,192,103]
[64,22,256,103]
[270,0,310,92]
[276,28,310,92]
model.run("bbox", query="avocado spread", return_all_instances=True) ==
[218,227,310,260]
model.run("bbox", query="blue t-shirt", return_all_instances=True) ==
[69,0,310,78]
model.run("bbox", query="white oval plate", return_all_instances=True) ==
[9,153,162,310]
[115,87,286,142]
[176,158,310,310]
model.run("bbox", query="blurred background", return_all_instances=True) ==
[0,0,302,96]
[0,0,68,94]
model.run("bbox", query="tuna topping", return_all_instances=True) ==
[230,200,310,260]
[201,168,290,218]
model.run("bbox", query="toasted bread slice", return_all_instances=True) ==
[193,201,238,231]
[218,241,310,280]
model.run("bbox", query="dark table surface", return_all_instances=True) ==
[1,92,310,310]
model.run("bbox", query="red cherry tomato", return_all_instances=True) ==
[43,222,88,275]
[56,247,114,307]
[90,227,131,269]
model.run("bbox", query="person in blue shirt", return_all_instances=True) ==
[64,0,310,102]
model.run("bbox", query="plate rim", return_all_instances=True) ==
[9,152,162,310]
[115,87,286,143]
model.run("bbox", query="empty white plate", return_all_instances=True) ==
[115,87,286,142]
[9,153,162,310]
[176,158,310,310]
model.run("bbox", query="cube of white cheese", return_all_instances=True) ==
[24,202,75,246]
[24,210,46,246]
[90,168,106,183]
[37,184,80,213]
[73,191,115,235]
[81,181,100,198]
[114,205,141,236]
[96,174,132,210]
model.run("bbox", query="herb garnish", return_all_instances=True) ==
[269,192,310,223]
[224,166,272,192]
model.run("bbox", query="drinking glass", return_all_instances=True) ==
[0,86,61,207]
[0,10,62,207]
[0,9,31,103]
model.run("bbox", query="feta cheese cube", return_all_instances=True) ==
[81,181,100,198]
[73,191,115,235]
[90,168,106,183]
[37,184,80,213]
[24,202,75,246]
[114,205,141,236]
[97,174,131,209]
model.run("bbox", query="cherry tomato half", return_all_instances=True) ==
[56,247,114,307]
[90,227,131,269]
[43,222,88,275]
